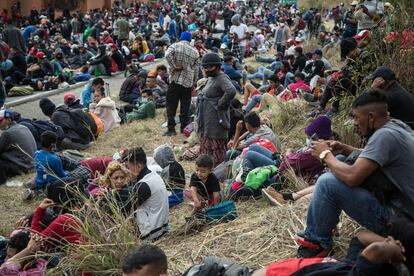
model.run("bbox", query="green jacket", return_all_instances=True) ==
[126,101,156,122]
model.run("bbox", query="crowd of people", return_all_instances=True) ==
[1,0,414,275]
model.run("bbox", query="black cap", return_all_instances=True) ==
[201,52,222,67]
[39,98,56,117]
[367,66,396,81]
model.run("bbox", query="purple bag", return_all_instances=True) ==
[278,150,324,178]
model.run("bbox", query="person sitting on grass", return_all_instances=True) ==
[33,131,67,190]
[228,112,281,159]
[186,155,221,213]
[122,244,168,276]
[153,144,186,207]
[297,90,414,258]
[80,77,104,108]
[30,179,82,248]
[0,231,46,275]
[125,89,156,123]
[123,147,169,241]
[253,231,411,276]
[91,161,134,215]
[0,109,36,185]
[244,74,285,114]
[89,88,121,132]
[261,116,334,206]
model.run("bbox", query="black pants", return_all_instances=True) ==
[0,159,21,184]
[166,82,192,132]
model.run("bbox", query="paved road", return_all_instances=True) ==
[11,61,165,120]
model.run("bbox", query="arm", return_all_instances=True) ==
[190,186,202,208]
[311,141,378,187]
[212,192,220,206]
[0,132,11,153]
[217,77,237,110]
[225,65,243,79]
[31,207,47,233]
[132,182,151,208]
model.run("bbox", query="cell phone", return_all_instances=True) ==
[311,133,319,141]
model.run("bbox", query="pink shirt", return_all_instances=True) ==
[287,80,311,93]
[0,259,46,276]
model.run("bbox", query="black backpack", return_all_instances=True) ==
[18,118,65,149]
[61,108,97,141]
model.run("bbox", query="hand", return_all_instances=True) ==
[193,199,202,209]
[236,120,244,131]
[38,198,55,209]
[371,77,385,89]
[328,140,345,155]
[15,216,29,229]
[310,140,331,159]
[227,140,234,149]
[27,234,43,252]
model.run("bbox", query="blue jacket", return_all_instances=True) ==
[168,20,178,41]
[81,83,93,107]
[34,150,67,188]
[223,63,243,80]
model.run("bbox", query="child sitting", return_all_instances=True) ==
[34,131,67,190]
[188,155,221,211]
[125,89,156,122]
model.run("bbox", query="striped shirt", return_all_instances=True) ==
[165,41,199,88]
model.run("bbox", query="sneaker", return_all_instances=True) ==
[23,180,36,190]
[297,238,330,258]
[261,186,287,206]
[163,130,177,136]
[22,189,35,201]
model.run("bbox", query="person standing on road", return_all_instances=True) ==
[164,31,199,136]
[196,53,237,167]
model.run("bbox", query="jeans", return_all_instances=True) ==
[245,94,262,113]
[255,56,275,63]
[239,46,246,63]
[304,172,390,249]
[284,72,295,88]
[247,65,266,80]
[166,82,192,132]
[243,144,275,170]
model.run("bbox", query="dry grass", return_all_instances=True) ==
[2,25,364,275]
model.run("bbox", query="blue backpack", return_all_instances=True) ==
[18,119,65,149]
[197,200,238,223]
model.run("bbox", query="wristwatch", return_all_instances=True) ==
[319,150,331,161]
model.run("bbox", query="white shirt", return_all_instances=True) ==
[230,23,248,47]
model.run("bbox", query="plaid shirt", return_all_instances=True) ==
[165,41,199,88]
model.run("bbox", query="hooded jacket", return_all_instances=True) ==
[90,97,121,132]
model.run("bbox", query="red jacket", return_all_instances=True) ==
[31,207,81,245]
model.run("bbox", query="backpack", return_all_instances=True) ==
[18,119,65,149]
[196,200,238,223]
[8,86,34,97]
[88,112,104,136]
[62,108,98,141]
[182,256,252,276]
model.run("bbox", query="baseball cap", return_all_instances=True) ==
[0,109,13,119]
[353,30,370,40]
[63,92,76,103]
[36,51,45,59]
[367,66,396,81]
